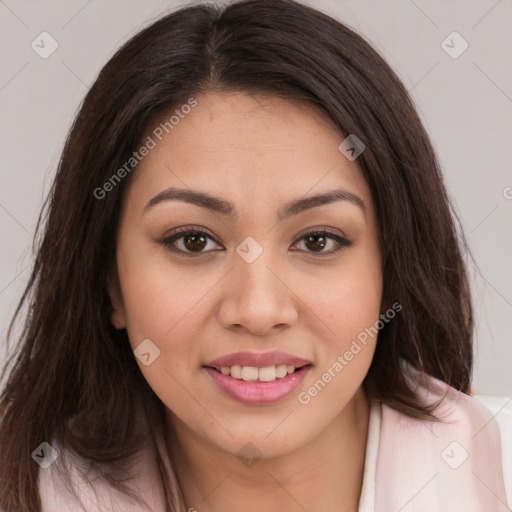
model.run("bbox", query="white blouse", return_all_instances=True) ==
[357,395,512,511]
[37,390,512,511]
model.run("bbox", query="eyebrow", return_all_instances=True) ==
[143,186,366,222]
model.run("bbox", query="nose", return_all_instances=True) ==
[217,249,299,336]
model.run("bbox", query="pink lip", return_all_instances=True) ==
[204,350,312,369]
[204,365,311,405]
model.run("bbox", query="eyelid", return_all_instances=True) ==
[290,228,354,257]
[158,224,222,254]
[294,225,347,241]
[158,224,353,256]
[162,224,218,241]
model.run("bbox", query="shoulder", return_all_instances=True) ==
[374,360,511,511]
[37,437,167,512]
[472,394,512,507]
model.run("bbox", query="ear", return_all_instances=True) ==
[107,273,126,330]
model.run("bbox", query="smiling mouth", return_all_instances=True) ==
[203,363,311,382]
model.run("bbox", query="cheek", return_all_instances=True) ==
[118,229,382,350]
[324,275,382,341]
[293,262,381,422]
[116,249,208,408]
[307,246,382,344]
[117,240,212,342]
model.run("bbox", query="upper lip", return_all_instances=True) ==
[204,350,313,369]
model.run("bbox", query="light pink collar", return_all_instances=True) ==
[39,360,510,511]
[372,360,510,511]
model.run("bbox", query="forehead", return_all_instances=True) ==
[124,91,372,213]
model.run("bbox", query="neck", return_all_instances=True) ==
[166,387,371,512]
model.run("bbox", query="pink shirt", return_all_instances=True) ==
[38,360,511,511]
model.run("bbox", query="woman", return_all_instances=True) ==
[0,1,510,511]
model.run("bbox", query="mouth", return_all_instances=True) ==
[203,363,312,383]
[202,350,313,405]
[202,362,312,405]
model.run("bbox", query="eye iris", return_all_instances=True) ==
[184,233,207,252]
[305,234,326,252]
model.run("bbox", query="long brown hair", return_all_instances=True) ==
[0,0,474,510]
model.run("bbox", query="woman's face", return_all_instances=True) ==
[110,91,382,458]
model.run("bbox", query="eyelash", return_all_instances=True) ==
[158,224,354,257]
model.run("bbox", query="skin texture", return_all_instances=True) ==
[110,91,383,512]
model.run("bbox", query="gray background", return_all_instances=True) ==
[1,0,511,395]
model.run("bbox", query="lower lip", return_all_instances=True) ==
[203,365,311,405]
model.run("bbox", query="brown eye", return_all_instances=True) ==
[159,226,353,258]
[159,226,222,256]
[292,230,354,256]
[304,233,328,252]
[182,232,208,252]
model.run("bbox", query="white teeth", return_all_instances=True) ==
[216,364,299,381]
[259,366,277,382]
[241,366,259,381]
[230,365,242,379]
[276,364,287,378]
